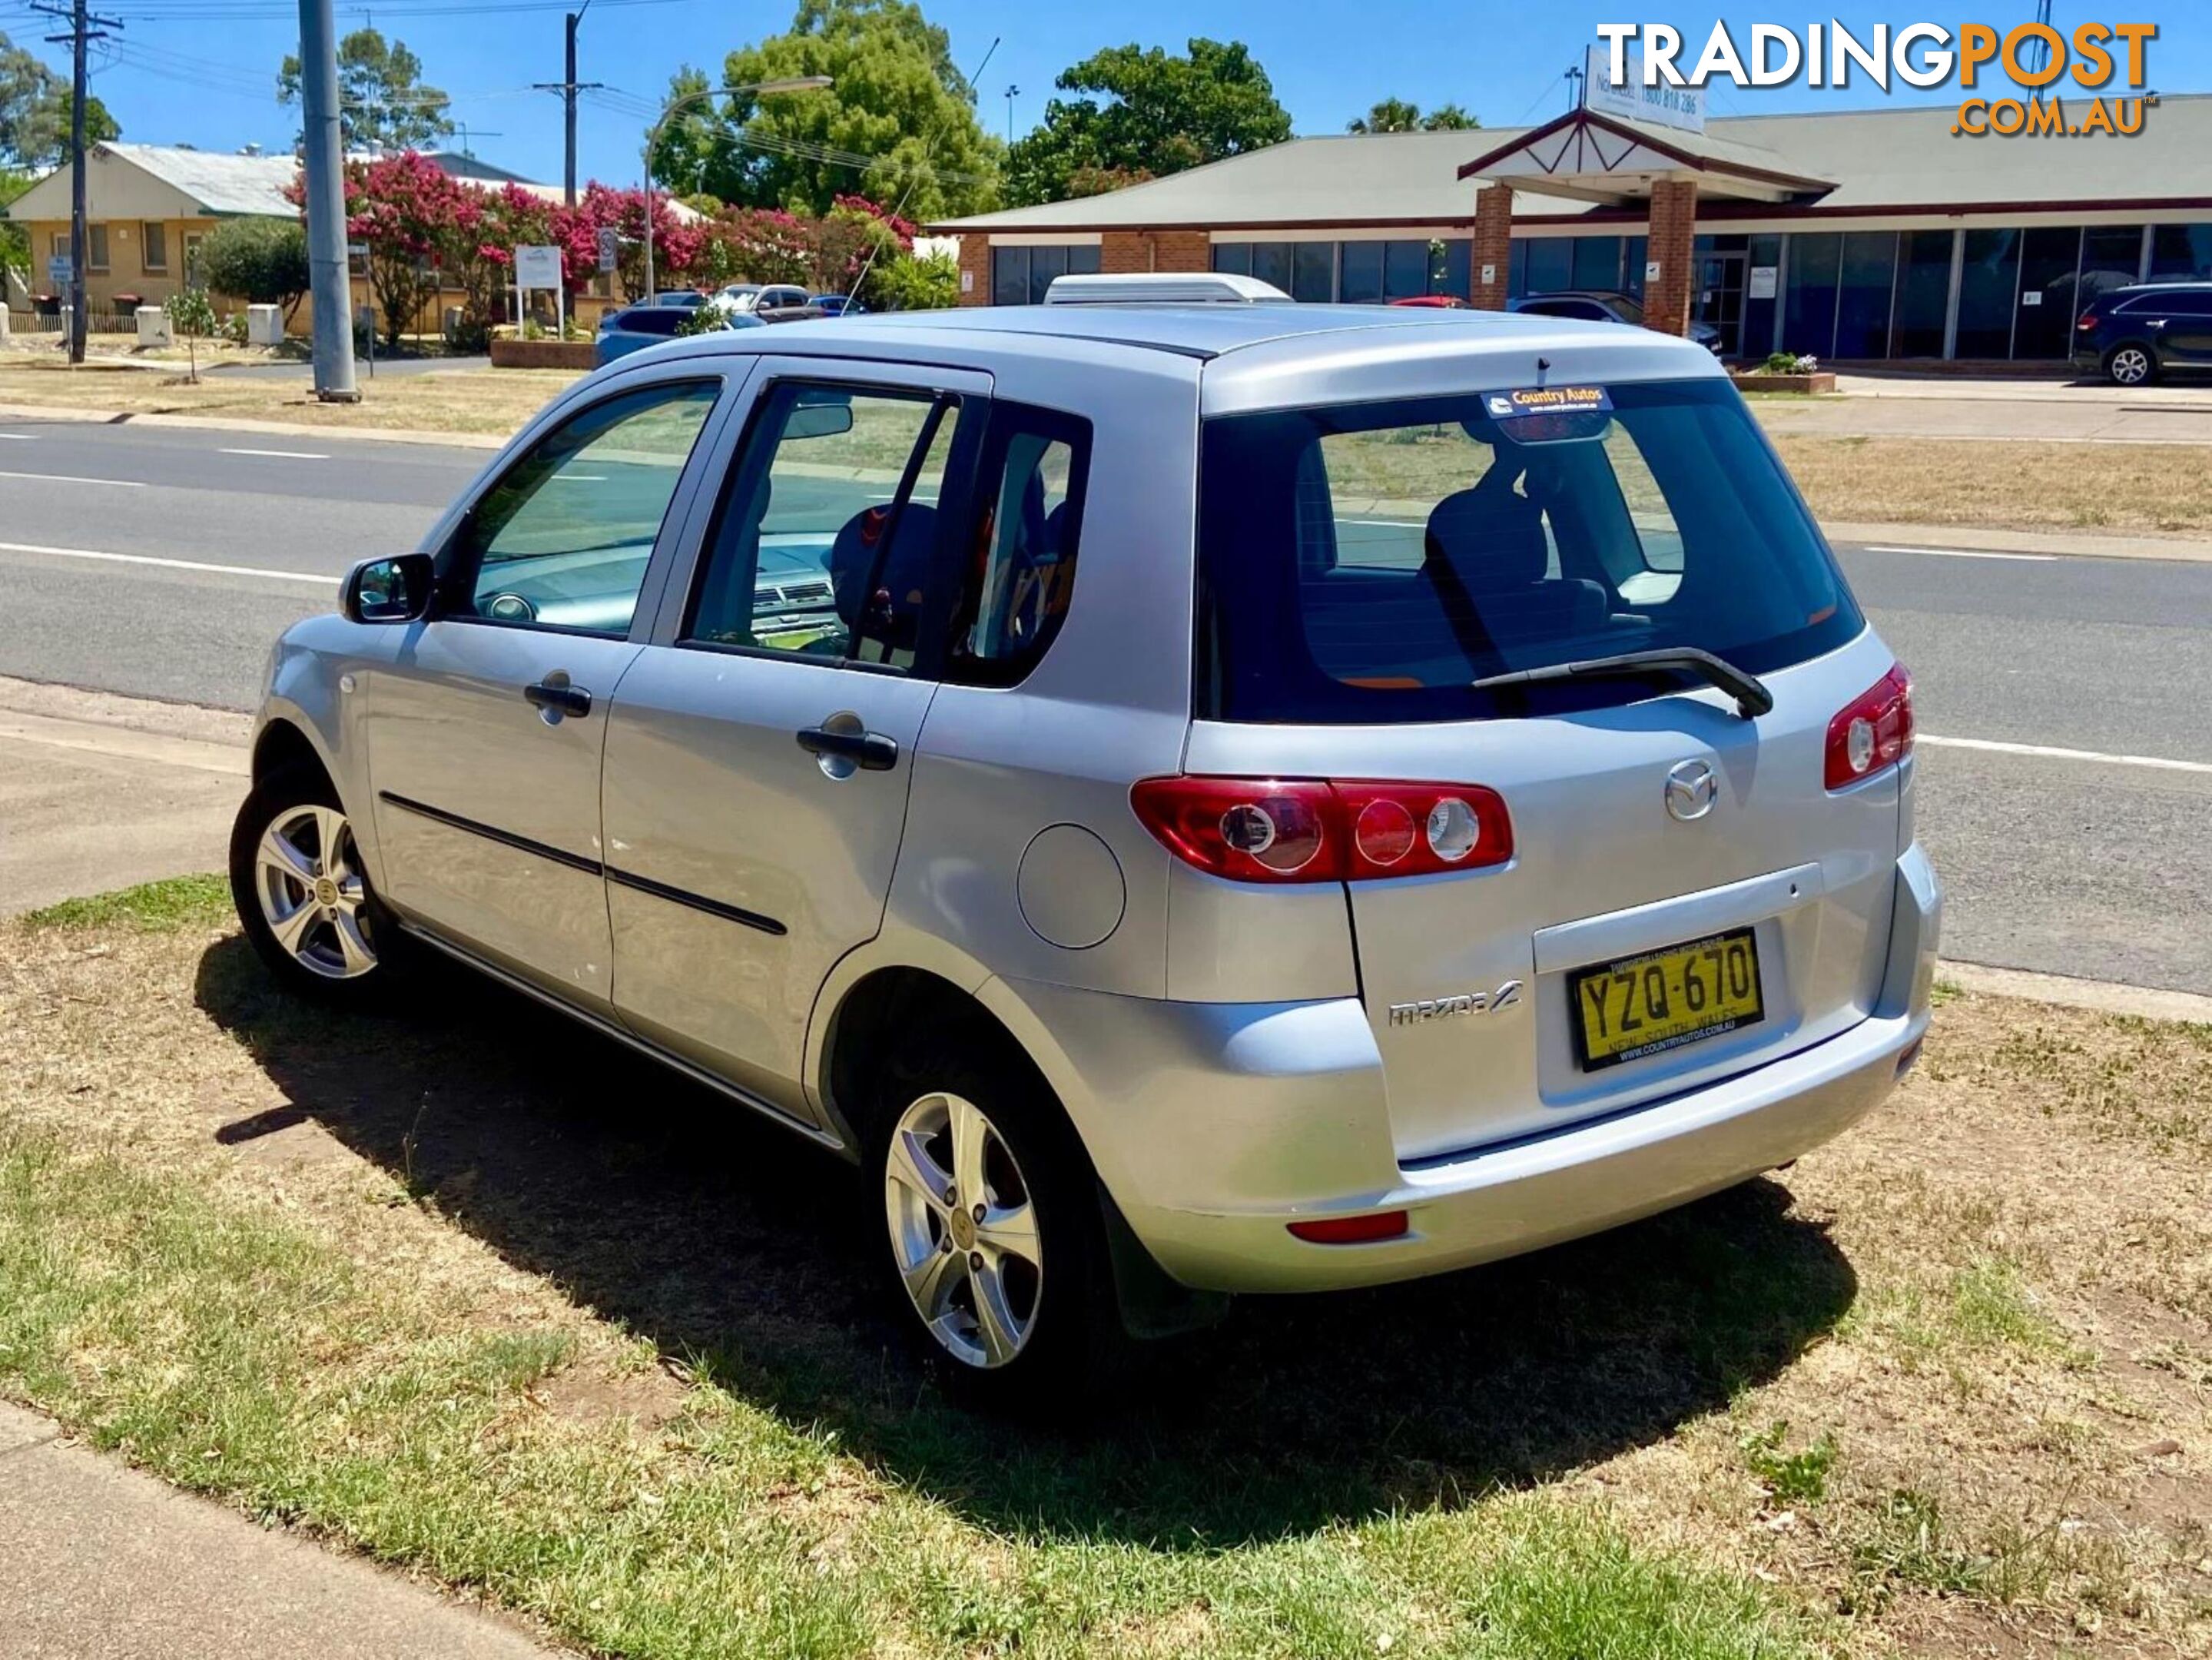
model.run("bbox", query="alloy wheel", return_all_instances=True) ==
[2110,347,2151,385]
[882,1091,1043,1369]
[251,804,378,981]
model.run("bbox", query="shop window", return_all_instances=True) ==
[1781,232,1841,360]
[1741,234,1782,357]
[990,244,1098,305]
[1833,231,1897,359]
[1339,241,1383,304]
[2079,225,2147,310]
[1955,229,2019,357]
[1890,230,1954,357]
[1506,238,1528,299]
[1212,243,1252,276]
[1570,236,1622,291]
[1523,238,1572,294]
[2149,224,2212,281]
[1250,242,1292,293]
[1623,237,1648,298]
[1026,244,1068,306]
[1292,241,1335,303]
[991,246,1027,305]
[1438,239,1470,298]
[2015,226,2083,358]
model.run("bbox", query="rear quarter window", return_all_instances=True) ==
[1197,378,1862,723]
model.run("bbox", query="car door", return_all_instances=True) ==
[601,358,989,1118]
[363,369,734,1009]
[2162,289,2212,365]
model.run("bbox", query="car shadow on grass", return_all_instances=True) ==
[193,935,1858,1548]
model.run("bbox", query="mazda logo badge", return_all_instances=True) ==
[1665,759,1717,822]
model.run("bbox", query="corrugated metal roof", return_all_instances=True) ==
[99,142,302,217]
[934,94,2212,232]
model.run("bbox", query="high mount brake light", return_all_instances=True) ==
[1130,778,1513,884]
[1825,662,1915,791]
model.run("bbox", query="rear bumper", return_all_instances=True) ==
[993,844,1941,1295]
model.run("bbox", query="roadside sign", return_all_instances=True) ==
[514,244,563,290]
[347,241,368,257]
[1584,42,1706,134]
[47,254,73,286]
[595,227,619,274]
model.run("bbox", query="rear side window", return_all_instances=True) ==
[946,403,1091,687]
[622,308,685,336]
[1197,378,1862,723]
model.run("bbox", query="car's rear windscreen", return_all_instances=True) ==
[1196,377,1863,723]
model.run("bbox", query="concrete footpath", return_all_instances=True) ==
[0,1402,555,1658]
[0,676,248,915]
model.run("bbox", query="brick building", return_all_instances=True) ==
[930,96,2212,364]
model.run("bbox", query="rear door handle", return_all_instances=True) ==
[796,725,898,772]
[524,680,592,718]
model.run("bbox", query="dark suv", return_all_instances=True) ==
[2074,283,2212,385]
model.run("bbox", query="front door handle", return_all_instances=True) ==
[796,724,898,772]
[524,680,592,719]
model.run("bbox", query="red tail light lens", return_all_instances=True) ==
[1288,1210,1409,1244]
[1129,777,1513,883]
[1825,663,1914,790]
[2077,313,2101,332]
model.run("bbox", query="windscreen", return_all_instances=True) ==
[1196,378,1862,723]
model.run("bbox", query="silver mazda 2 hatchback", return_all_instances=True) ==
[233,277,1940,1399]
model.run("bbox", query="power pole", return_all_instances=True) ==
[533,1,599,205]
[34,0,119,365]
[1004,84,1018,144]
[299,0,358,400]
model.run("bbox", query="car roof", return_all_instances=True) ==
[619,302,1725,413]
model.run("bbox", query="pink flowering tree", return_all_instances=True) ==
[335,151,476,348]
[559,184,703,301]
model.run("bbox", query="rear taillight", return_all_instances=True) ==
[1129,777,1513,883]
[1825,663,1914,790]
[2077,313,2101,332]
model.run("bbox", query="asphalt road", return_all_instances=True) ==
[2,417,2209,994]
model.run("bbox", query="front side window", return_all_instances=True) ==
[688,382,960,669]
[448,379,719,636]
[1197,379,1862,724]
[947,403,1091,686]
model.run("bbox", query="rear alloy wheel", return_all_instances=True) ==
[882,1091,1044,1370]
[2105,344,2156,386]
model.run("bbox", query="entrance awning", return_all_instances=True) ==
[1456,109,1836,207]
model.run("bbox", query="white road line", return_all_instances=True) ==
[0,433,35,441]
[220,447,330,460]
[1920,734,2212,775]
[0,468,142,488]
[0,540,334,586]
[1862,544,2057,563]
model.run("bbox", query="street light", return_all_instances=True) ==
[641,75,833,299]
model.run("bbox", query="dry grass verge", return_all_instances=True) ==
[1769,435,2212,536]
[0,360,580,436]
[2,877,2208,1658]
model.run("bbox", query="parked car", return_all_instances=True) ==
[652,290,711,308]
[716,283,820,322]
[1388,295,1471,309]
[810,293,864,316]
[232,274,1938,1403]
[1511,290,1726,354]
[595,303,763,367]
[2072,281,2212,384]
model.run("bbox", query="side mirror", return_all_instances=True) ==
[340,553,435,624]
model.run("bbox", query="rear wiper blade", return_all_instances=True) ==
[1468,647,1774,719]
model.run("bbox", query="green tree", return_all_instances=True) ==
[0,164,30,277]
[195,215,310,317]
[2,36,120,169]
[1003,38,1289,208]
[1346,98,1477,134]
[166,287,218,382]
[648,0,999,222]
[277,28,453,153]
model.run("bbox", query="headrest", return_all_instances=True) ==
[829,502,937,649]
[1424,473,1547,592]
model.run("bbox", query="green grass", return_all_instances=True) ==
[22,873,231,933]
[0,1119,1821,1660]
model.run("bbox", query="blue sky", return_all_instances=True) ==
[2,0,2200,188]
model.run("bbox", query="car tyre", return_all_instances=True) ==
[864,1029,1122,1411]
[229,765,409,1007]
[2104,343,2157,387]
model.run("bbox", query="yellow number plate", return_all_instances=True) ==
[1569,928,1763,1071]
